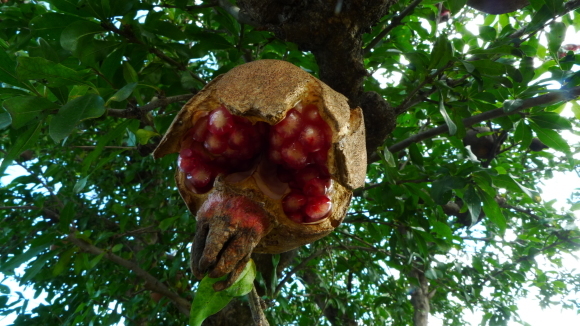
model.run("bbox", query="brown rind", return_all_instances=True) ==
[153,59,366,253]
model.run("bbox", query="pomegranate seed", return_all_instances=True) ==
[208,106,234,136]
[299,124,326,153]
[304,195,332,222]
[190,142,213,162]
[268,148,285,165]
[178,156,198,173]
[293,165,320,188]
[303,178,330,196]
[270,131,285,149]
[189,164,214,189]
[186,173,213,194]
[302,104,323,123]
[204,133,228,155]
[229,126,251,150]
[180,148,193,158]
[192,115,209,142]
[281,140,308,169]
[282,191,307,213]
[309,150,329,166]
[286,212,305,224]
[273,109,302,139]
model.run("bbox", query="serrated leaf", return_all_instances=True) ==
[49,94,105,142]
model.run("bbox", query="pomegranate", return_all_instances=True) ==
[153,60,366,290]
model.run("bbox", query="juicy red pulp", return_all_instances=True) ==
[179,104,333,224]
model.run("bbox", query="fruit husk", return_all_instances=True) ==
[153,59,366,253]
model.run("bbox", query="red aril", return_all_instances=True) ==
[282,191,307,213]
[304,195,332,222]
[273,109,302,139]
[281,140,308,169]
[192,115,209,142]
[204,132,228,155]
[299,124,326,152]
[303,178,330,196]
[208,106,234,136]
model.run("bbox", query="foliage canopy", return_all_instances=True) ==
[1,0,580,325]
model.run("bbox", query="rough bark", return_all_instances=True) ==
[409,268,431,326]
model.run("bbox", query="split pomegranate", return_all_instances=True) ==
[153,59,366,290]
[178,103,334,224]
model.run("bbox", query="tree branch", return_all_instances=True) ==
[363,0,424,54]
[66,233,192,317]
[217,0,260,26]
[107,94,195,119]
[248,285,269,326]
[388,86,580,154]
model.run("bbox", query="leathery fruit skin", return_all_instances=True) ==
[153,59,366,290]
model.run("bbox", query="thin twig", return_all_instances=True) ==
[363,0,423,54]
[107,94,194,119]
[388,86,580,153]
[217,0,259,26]
[67,233,192,316]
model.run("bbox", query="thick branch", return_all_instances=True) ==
[388,86,580,154]
[248,285,269,326]
[67,233,191,317]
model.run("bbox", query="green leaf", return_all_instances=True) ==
[429,34,453,70]
[439,97,457,135]
[571,101,580,119]
[189,260,256,326]
[0,49,22,86]
[60,20,105,51]
[17,57,92,87]
[513,119,532,148]
[135,129,159,145]
[479,26,496,42]
[529,112,572,130]
[49,94,105,142]
[528,121,570,153]
[478,190,506,234]
[503,99,524,113]
[547,22,566,56]
[106,82,137,105]
[463,186,481,227]
[430,176,466,205]
[2,96,58,129]
[73,176,88,193]
[29,12,83,43]
[0,240,51,273]
[0,122,42,177]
